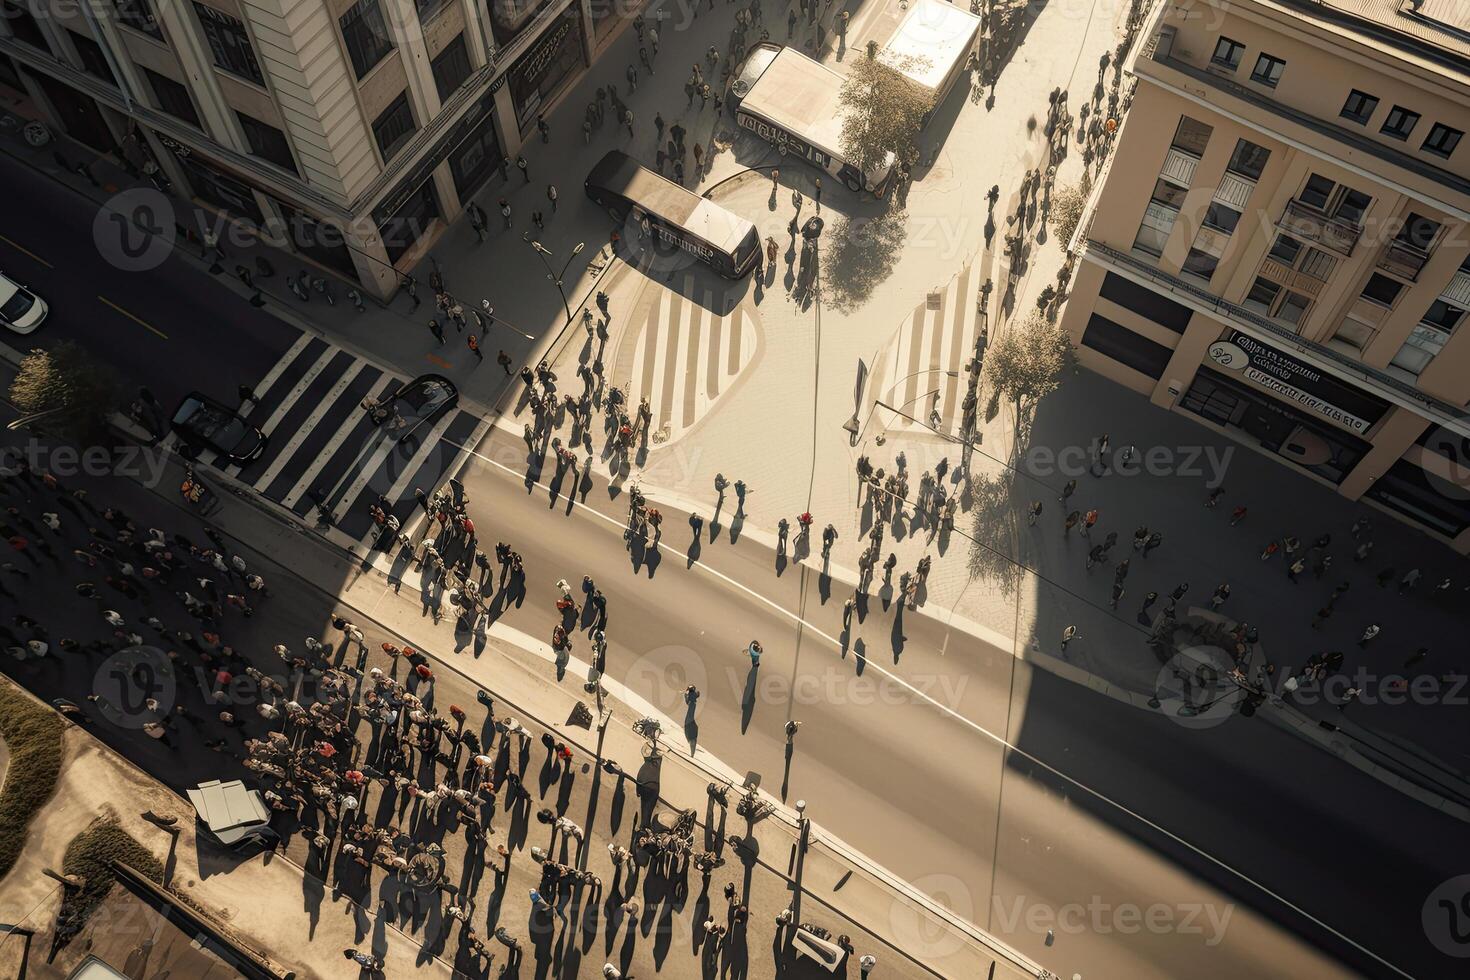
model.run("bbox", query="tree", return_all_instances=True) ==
[1049,183,1087,247]
[982,312,1073,418]
[837,54,933,179]
[8,342,118,445]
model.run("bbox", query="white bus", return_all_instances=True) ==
[878,0,982,120]
[730,43,895,197]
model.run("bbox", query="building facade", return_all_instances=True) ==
[1061,0,1470,551]
[0,0,639,297]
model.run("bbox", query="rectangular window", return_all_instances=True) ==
[1203,201,1241,234]
[236,112,296,173]
[1268,235,1302,265]
[1276,291,1311,328]
[194,3,264,85]
[1361,272,1404,307]
[1334,189,1372,225]
[431,33,472,103]
[1396,213,1439,251]
[1170,117,1213,157]
[1149,178,1188,210]
[1226,139,1270,180]
[1421,299,1465,331]
[1392,323,1452,375]
[1299,248,1336,281]
[112,0,162,39]
[1380,105,1420,141]
[1250,53,1285,88]
[1243,277,1281,315]
[1340,89,1378,125]
[1098,272,1193,333]
[67,30,113,82]
[1210,37,1244,71]
[416,0,453,24]
[373,91,417,162]
[1080,314,1173,379]
[142,68,199,127]
[1422,123,1462,159]
[340,0,395,80]
[1182,248,1219,281]
[1299,173,1335,210]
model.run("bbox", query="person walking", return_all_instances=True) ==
[1082,509,1098,536]
[1358,624,1381,647]
[1287,557,1306,582]
[1060,625,1078,651]
[1109,581,1125,609]
[1059,479,1076,505]
[547,184,558,211]
[1063,510,1079,534]
[517,154,530,181]
[428,319,446,345]
[537,115,550,143]
[1229,505,1248,525]
[655,112,666,141]
[1027,500,1042,525]
[499,197,512,229]
[467,333,483,364]
[1090,433,1110,475]
[1142,531,1163,557]
[1205,486,1225,508]
[1399,568,1422,593]
[1210,583,1230,609]
[531,210,544,230]
[813,177,822,211]
[1137,591,1158,624]
[624,108,635,138]
[497,350,513,375]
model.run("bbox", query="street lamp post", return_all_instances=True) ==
[524,238,585,324]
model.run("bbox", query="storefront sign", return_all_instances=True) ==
[1207,330,1386,434]
[373,94,496,225]
[508,6,584,126]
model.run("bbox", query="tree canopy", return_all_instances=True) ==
[9,342,119,445]
[837,54,933,177]
[982,312,1073,417]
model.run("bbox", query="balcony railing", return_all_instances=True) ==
[1442,270,1470,307]
[1258,258,1325,298]
[1376,239,1430,282]
[1079,237,1461,419]
[1280,200,1362,256]
[1160,147,1199,186]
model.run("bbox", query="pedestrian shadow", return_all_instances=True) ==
[853,637,867,676]
[740,664,759,733]
[729,507,745,544]
[684,701,699,752]
[891,605,907,663]
[687,527,702,569]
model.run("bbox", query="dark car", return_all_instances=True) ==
[170,391,267,464]
[370,374,458,443]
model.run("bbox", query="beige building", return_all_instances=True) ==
[1061,0,1470,552]
[0,0,638,296]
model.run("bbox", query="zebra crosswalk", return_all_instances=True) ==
[617,278,759,444]
[865,263,983,434]
[180,334,485,543]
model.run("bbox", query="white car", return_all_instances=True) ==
[0,271,48,333]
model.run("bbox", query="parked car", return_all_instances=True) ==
[367,374,458,443]
[0,270,48,333]
[187,779,278,850]
[170,391,267,464]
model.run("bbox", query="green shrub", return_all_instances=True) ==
[0,680,65,881]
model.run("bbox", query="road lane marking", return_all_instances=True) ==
[282,373,395,508]
[97,296,168,339]
[412,427,1415,980]
[0,234,52,268]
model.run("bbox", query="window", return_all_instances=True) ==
[1361,273,1404,307]
[112,0,162,39]
[1244,277,1281,314]
[67,30,114,82]
[1395,213,1439,251]
[1182,248,1219,281]
[373,91,416,161]
[1211,37,1244,71]
[1203,201,1241,234]
[1334,188,1372,225]
[1080,314,1173,379]
[1250,53,1284,88]
[1226,139,1270,180]
[1171,117,1213,157]
[1148,178,1188,210]
[1134,178,1186,257]
[416,0,453,24]
[431,34,472,103]
[1276,291,1311,327]
[237,112,296,173]
[1299,173,1335,210]
[1422,123,1462,159]
[1392,322,1453,375]
[340,0,395,80]
[1421,299,1465,331]
[1268,234,1302,265]
[1340,89,1378,125]
[1380,105,1420,141]
[194,3,264,85]
[1098,272,1193,333]
[143,68,199,127]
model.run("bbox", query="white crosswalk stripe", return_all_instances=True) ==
[865,263,981,433]
[623,275,757,441]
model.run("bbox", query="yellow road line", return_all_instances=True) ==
[0,234,53,268]
[98,295,168,340]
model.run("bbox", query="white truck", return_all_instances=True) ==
[878,0,983,119]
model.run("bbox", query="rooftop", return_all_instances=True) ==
[1265,0,1470,77]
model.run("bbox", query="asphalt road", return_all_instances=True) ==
[0,151,298,408]
[437,423,1470,980]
